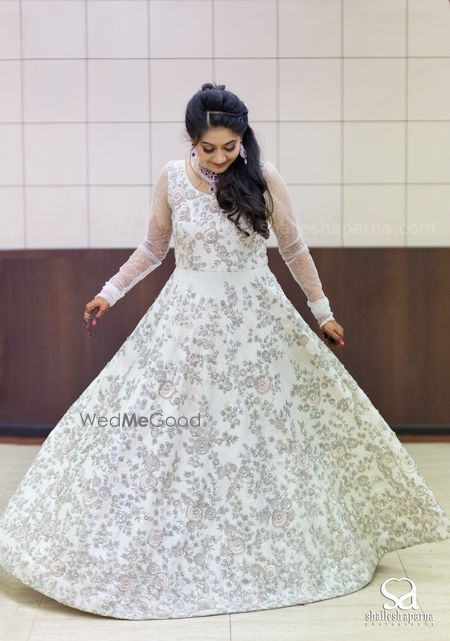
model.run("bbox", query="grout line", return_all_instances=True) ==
[18,1,26,248]
[212,0,215,76]
[85,0,90,247]
[341,0,344,246]
[148,1,152,189]
[2,56,450,61]
[2,119,450,124]
[405,0,409,248]
[276,0,279,168]
[24,593,43,641]
[396,551,426,615]
[2,182,450,188]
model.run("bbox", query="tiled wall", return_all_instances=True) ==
[0,0,449,251]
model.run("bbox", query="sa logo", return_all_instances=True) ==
[380,577,419,610]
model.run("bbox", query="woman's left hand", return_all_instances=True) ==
[321,319,345,349]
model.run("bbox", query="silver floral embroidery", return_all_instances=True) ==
[203,228,218,243]
[158,380,175,398]
[0,158,449,622]
[254,374,271,394]
[139,472,157,492]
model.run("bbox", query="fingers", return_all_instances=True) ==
[83,301,99,334]
[83,297,110,336]
[323,329,345,349]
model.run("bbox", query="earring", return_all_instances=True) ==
[191,143,196,157]
[239,142,247,165]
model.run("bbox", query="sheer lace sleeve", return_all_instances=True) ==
[263,160,335,328]
[95,162,172,306]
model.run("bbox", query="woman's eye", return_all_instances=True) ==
[204,147,235,154]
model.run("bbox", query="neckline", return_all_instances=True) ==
[181,159,216,198]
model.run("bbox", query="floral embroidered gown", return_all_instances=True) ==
[0,158,449,621]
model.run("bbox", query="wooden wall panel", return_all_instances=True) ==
[0,248,448,436]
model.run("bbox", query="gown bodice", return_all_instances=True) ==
[167,159,269,272]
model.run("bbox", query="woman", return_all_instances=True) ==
[0,82,449,620]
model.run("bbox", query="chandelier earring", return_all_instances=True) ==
[239,141,247,165]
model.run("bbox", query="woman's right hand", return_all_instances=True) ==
[83,296,110,334]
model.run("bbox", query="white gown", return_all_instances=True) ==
[0,158,449,620]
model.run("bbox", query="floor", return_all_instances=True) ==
[0,441,449,641]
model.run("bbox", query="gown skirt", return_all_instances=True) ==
[0,261,449,620]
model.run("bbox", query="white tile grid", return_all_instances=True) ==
[0,0,449,250]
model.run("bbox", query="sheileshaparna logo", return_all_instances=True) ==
[363,577,436,627]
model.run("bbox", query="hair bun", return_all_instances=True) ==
[201,82,226,91]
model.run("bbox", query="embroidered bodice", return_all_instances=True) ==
[95,159,334,328]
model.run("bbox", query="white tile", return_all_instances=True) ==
[87,0,148,58]
[279,0,341,57]
[280,123,341,184]
[343,186,405,247]
[0,573,42,641]
[88,123,149,185]
[409,0,450,56]
[215,0,276,58]
[344,59,405,121]
[150,59,213,122]
[0,187,24,249]
[0,124,23,186]
[268,185,341,248]
[25,186,88,249]
[89,186,153,248]
[25,124,86,185]
[408,59,450,121]
[407,186,450,247]
[344,123,405,183]
[396,549,450,607]
[150,0,213,58]
[0,1,21,59]
[88,60,149,122]
[151,122,191,182]
[29,598,231,641]
[343,0,407,57]
[23,60,85,122]
[296,186,342,247]
[22,1,85,59]
[214,59,277,121]
[408,123,450,184]
[230,603,429,640]
[252,122,278,168]
[0,61,21,122]
[280,59,341,121]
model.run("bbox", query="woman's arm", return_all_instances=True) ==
[263,160,334,328]
[95,163,173,306]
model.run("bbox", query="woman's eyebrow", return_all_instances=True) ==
[200,139,238,146]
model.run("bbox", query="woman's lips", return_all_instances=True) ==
[213,162,227,168]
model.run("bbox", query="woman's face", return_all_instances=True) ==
[194,127,241,172]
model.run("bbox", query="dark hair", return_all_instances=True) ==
[184,82,274,239]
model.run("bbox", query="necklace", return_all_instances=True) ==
[195,157,219,195]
